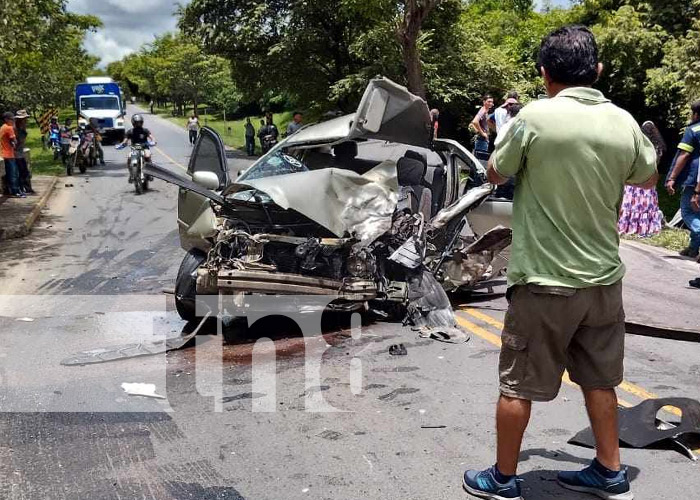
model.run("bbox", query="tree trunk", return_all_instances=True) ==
[396,0,439,99]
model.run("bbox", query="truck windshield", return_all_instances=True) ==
[80,96,120,111]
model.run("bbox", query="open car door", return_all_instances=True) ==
[177,127,229,252]
[348,78,433,149]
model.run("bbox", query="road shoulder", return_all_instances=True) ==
[0,175,58,240]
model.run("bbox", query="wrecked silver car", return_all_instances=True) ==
[146,78,512,327]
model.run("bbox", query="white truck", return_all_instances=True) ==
[75,77,126,143]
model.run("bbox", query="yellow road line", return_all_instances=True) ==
[460,308,682,418]
[455,315,638,406]
[154,146,188,172]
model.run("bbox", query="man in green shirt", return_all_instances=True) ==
[462,26,657,500]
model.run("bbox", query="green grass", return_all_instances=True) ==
[623,228,690,252]
[25,110,76,176]
[152,105,294,152]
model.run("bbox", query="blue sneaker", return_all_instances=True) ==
[463,466,523,500]
[557,461,633,500]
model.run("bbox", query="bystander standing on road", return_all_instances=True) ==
[257,119,267,153]
[14,110,33,194]
[618,120,665,237]
[244,118,256,156]
[431,108,440,140]
[491,92,520,136]
[470,95,494,160]
[462,26,658,500]
[1,111,23,198]
[286,112,303,136]
[665,101,700,260]
[493,103,522,200]
[186,114,200,146]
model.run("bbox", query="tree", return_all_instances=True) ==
[592,6,666,116]
[0,0,100,115]
[180,0,451,108]
[396,0,440,98]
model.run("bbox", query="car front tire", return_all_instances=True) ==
[175,249,207,322]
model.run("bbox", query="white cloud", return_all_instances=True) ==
[67,0,191,67]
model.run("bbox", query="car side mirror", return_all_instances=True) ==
[192,171,220,191]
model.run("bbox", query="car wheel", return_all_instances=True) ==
[175,249,207,322]
[222,317,249,345]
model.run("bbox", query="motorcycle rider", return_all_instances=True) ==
[48,116,61,152]
[117,114,156,182]
[59,118,73,165]
[261,113,279,154]
[87,117,106,166]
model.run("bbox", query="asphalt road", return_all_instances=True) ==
[0,108,698,500]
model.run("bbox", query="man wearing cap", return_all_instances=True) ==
[1,111,23,198]
[491,92,520,135]
[14,110,33,194]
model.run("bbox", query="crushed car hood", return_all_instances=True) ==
[229,161,399,245]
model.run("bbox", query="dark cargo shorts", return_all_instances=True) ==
[499,281,625,402]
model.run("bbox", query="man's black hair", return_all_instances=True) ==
[2,111,14,121]
[507,91,520,100]
[482,94,493,102]
[691,101,700,117]
[537,25,599,86]
[508,103,523,118]
[293,111,302,117]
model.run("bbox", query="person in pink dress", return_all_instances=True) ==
[618,121,666,237]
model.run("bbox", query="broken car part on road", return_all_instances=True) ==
[569,397,700,461]
[145,77,513,338]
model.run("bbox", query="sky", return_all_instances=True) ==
[69,0,572,68]
[67,0,190,67]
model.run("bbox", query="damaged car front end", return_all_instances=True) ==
[146,78,512,331]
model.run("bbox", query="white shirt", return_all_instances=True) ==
[494,106,510,133]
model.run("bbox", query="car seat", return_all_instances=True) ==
[404,150,445,216]
[397,156,432,220]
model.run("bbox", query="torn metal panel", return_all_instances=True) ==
[349,77,433,149]
[61,312,211,366]
[231,161,399,245]
[405,271,461,330]
[624,321,700,343]
[569,398,700,460]
[431,185,493,230]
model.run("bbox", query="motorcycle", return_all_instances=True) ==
[262,134,278,153]
[118,142,155,195]
[80,130,98,168]
[67,132,85,176]
[48,129,61,161]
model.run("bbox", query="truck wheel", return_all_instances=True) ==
[175,249,208,322]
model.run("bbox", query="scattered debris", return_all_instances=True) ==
[64,183,74,187]
[389,344,407,356]
[569,398,700,461]
[625,321,700,343]
[420,425,447,429]
[415,326,470,344]
[15,317,34,322]
[121,382,165,399]
[318,430,343,441]
[60,311,211,366]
